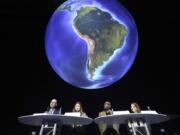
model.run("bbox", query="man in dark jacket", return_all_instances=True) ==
[46,99,61,114]
[43,99,61,135]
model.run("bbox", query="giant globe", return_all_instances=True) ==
[45,0,138,89]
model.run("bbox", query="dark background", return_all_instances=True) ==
[1,0,180,134]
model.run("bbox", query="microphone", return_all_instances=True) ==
[111,108,114,115]
[147,106,151,110]
[147,105,161,114]
[59,107,62,114]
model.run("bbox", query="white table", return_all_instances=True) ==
[94,113,170,125]
[18,114,93,135]
[94,113,171,135]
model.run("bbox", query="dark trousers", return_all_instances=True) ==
[68,126,86,135]
[103,128,119,135]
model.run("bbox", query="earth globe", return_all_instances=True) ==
[45,0,138,89]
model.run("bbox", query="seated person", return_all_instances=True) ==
[45,98,61,114]
[42,99,61,135]
[67,101,88,135]
[98,101,119,135]
[128,102,151,135]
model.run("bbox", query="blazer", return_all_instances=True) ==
[46,107,61,114]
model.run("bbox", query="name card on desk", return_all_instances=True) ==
[33,113,48,116]
[64,112,81,117]
[113,111,130,115]
[141,111,158,114]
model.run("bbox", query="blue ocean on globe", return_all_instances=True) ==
[45,0,138,89]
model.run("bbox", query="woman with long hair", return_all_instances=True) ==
[68,101,88,135]
[72,101,87,117]
[130,102,141,113]
[128,103,150,135]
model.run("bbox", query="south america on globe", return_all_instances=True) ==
[45,0,138,89]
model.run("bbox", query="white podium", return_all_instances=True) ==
[94,112,170,135]
[18,113,93,135]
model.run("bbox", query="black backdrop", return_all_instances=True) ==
[1,0,180,135]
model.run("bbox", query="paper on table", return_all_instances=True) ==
[64,112,81,117]
[33,113,48,116]
[140,110,158,114]
[113,111,130,115]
